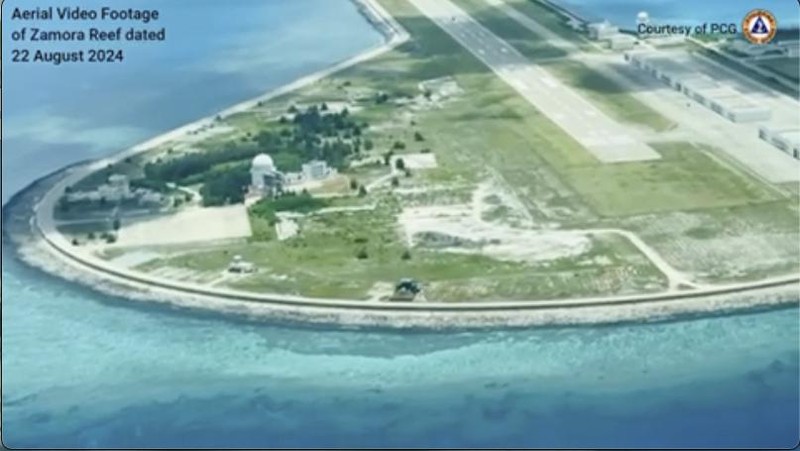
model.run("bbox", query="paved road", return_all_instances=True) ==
[409,0,660,163]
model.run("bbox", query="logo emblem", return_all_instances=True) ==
[742,9,777,44]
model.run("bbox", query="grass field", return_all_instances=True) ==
[141,197,667,300]
[564,142,780,217]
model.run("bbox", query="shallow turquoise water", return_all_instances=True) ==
[2,256,798,447]
[2,0,799,447]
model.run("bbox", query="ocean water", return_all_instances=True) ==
[551,0,800,29]
[2,0,799,448]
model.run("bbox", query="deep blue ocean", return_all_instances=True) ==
[2,0,799,448]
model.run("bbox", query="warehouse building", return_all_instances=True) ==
[759,127,800,159]
[625,51,771,123]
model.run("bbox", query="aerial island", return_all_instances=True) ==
[8,0,800,327]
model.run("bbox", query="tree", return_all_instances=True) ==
[71,238,79,246]
[392,141,406,150]
[358,185,368,197]
[321,102,329,111]
[364,139,374,151]
[414,131,425,142]
[383,151,394,166]
[350,179,359,190]
[279,116,288,124]
[401,249,412,260]
[356,248,369,259]
[87,232,96,240]
[395,158,406,171]
[404,169,412,178]
[106,234,117,244]
[288,105,298,114]
[112,218,121,231]
[391,177,400,188]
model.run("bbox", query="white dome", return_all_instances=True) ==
[252,153,275,170]
[637,11,649,21]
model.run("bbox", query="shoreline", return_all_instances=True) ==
[5,0,800,329]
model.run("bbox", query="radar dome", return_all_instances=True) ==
[252,153,276,171]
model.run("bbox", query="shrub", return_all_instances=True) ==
[401,250,412,260]
[414,131,424,142]
[356,248,369,259]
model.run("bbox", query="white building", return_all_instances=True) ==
[759,127,800,159]
[108,174,130,195]
[250,153,283,197]
[587,21,618,40]
[301,160,333,181]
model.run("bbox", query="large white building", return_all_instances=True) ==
[250,153,283,197]
[625,51,772,123]
[759,127,800,159]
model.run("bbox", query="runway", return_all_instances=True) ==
[408,0,661,163]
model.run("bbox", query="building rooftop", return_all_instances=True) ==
[252,153,276,170]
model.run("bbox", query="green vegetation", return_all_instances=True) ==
[563,142,779,217]
[250,192,330,224]
[73,160,142,191]
[143,202,666,300]
[143,104,368,206]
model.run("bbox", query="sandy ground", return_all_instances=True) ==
[399,202,591,263]
[275,215,299,241]
[392,153,438,169]
[115,205,252,246]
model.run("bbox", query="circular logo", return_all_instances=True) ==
[742,9,777,44]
